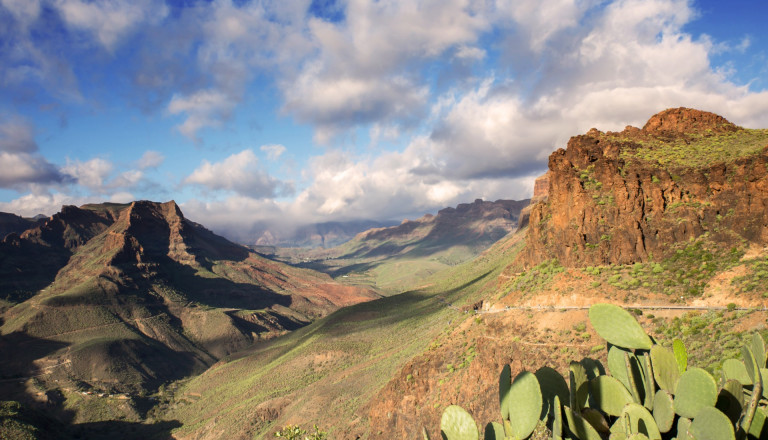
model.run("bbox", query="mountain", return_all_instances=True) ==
[277,198,530,293]
[252,220,397,248]
[0,212,44,240]
[0,201,378,403]
[339,198,529,259]
[524,107,768,267]
[152,109,768,439]
[5,109,767,440]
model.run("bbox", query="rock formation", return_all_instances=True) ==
[523,108,768,267]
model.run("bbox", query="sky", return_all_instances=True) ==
[1,0,768,243]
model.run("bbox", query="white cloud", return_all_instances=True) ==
[260,144,287,161]
[167,89,235,140]
[0,191,89,217]
[137,150,164,169]
[1,0,41,28]
[0,152,64,188]
[53,0,168,51]
[61,157,114,191]
[281,0,492,142]
[183,149,292,198]
[0,115,64,188]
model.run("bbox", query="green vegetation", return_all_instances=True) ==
[616,128,768,168]
[439,304,768,440]
[274,424,327,439]
[160,230,527,438]
[732,256,768,295]
[579,238,743,297]
[507,259,565,294]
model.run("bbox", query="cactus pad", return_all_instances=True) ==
[672,339,687,373]
[505,371,542,439]
[689,406,735,440]
[588,304,652,350]
[652,390,674,433]
[650,345,680,393]
[621,403,661,440]
[673,367,717,418]
[591,375,634,417]
[441,405,479,440]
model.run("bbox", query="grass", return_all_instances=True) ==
[615,128,768,168]
[158,229,527,439]
[731,255,768,295]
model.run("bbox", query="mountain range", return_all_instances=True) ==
[2,108,768,439]
[0,201,378,400]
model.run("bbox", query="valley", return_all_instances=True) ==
[1,108,768,439]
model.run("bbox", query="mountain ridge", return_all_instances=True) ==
[0,200,378,401]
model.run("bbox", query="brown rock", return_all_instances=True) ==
[522,108,768,267]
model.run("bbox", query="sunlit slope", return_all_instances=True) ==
[162,228,527,439]
[279,199,528,294]
[0,201,378,397]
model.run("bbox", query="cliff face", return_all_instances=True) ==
[524,108,768,267]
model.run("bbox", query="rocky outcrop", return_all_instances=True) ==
[517,173,549,230]
[523,108,768,267]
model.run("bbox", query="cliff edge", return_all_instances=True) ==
[523,107,768,267]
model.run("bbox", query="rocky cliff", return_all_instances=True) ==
[523,108,768,267]
[0,200,378,397]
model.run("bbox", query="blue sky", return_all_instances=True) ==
[1,0,767,242]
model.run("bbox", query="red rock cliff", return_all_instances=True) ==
[523,108,768,267]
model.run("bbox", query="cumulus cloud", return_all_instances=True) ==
[0,191,89,217]
[167,89,234,140]
[183,149,293,199]
[260,144,287,161]
[53,0,168,51]
[281,0,491,142]
[137,150,164,169]
[61,157,113,191]
[0,116,65,188]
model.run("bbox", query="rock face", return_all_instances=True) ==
[340,198,530,259]
[523,108,768,267]
[0,200,378,394]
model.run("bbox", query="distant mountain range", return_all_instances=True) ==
[252,219,397,248]
[269,198,530,292]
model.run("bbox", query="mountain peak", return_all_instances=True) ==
[642,107,739,135]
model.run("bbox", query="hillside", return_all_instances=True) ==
[276,198,529,293]
[0,201,377,432]
[3,108,766,440]
[252,220,396,248]
[150,108,768,439]
[0,212,42,240]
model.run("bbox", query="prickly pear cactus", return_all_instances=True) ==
[588,303,652,350]
[436,306,768,440]
[441,405,479,440]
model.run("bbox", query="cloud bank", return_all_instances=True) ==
[1,0,768,242]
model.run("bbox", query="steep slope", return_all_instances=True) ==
[524,107,768,267]
[0,201,378,409]
[0,212,42,239]
[253,219,395,248]
[0,204,124,306]
[339,199,528,259]
[159,223,527,440]
[279,198,529,293]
